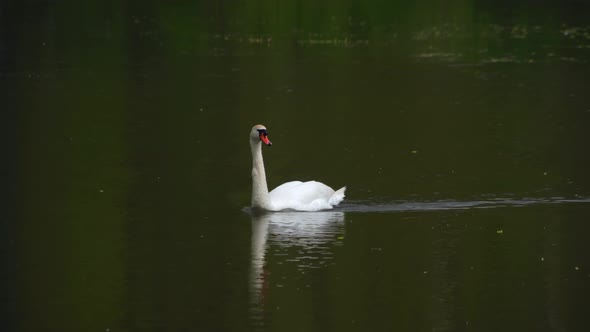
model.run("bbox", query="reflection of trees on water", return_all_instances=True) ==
[3,1,589,64]
[249,211,345,322]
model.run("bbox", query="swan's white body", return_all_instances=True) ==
[250,124,346,212]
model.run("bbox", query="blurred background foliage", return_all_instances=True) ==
[2,0,590,64]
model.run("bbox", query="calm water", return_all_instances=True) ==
[2,1,590,331]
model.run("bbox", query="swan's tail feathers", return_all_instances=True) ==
[329,186,346,206]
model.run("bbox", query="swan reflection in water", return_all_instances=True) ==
[249,211,345,312]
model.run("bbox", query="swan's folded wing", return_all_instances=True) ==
[269,181,335,208]
[269,181,303,194]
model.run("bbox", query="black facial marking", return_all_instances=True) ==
[257,129,268,136]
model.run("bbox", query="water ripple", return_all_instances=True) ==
[336,197,590,213]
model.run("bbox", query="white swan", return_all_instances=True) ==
[250,124,346,211]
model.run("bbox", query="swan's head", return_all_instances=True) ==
[250,124,272,146]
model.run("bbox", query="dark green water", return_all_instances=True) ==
[2,1,590,331]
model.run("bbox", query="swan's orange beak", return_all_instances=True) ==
[260,133,272,146]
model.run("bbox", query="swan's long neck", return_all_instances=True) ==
[251,140,271,209]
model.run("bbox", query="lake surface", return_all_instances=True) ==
[2,1,590,331]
